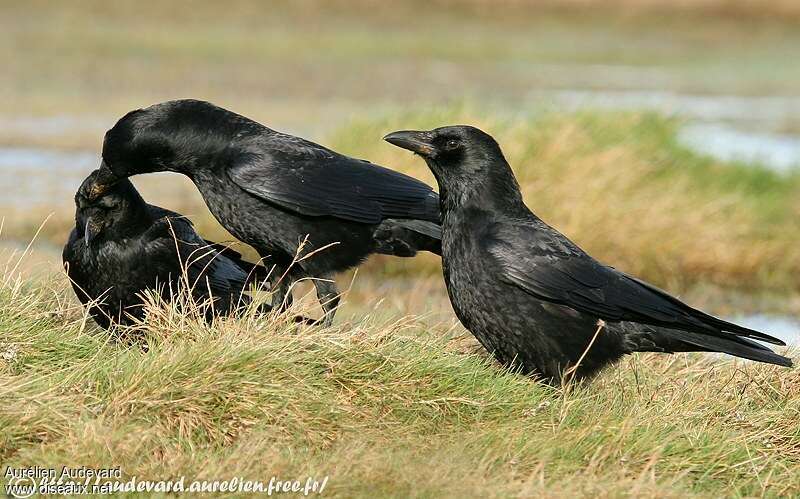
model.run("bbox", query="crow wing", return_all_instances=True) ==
[146,208,255,296]
[226,132,440,224]
[487,219,786,346]
[200,239,273,285]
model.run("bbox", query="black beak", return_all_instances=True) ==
[383,130,436,157]
[96,160,120,183]
[84,217,99,247]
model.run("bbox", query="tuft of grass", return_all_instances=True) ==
[1,250,799,497]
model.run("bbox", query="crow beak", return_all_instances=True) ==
[383,130,436,157]
[97,159,113,176]
[84,217,99,247]
[96,159,120,183]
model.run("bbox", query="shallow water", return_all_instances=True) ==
[678,123,800,172]
[0,115,108,138]
[0,147,96,171]
[546,89,800,127]
[545,89,800,171]
[2,90,799,207]
[2,123,797,207]
[0,147,96,204]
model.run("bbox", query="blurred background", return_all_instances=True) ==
[2,0,799,333]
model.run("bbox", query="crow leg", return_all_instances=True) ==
[313,275,340,326]
[270,264,295,312]
[256,253,295,312]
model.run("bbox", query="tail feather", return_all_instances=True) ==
[202,239,274,285]
[627,273,788,346]
[699,312,787,346]
[652,328,792,367]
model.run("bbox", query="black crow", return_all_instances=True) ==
[384,126,792,384]
[63,169,277,329]
[99,99,442,325]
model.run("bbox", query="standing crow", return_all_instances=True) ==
[63,169,277,329]
[99,99,442,325]
[385,126,792,384]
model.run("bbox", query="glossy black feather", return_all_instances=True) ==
[489,224,782,344]
[62,170,272,329]
[100,99,442,323]
[384,125,792,384]
[228,136,440,224]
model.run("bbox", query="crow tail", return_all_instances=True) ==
[647,327,792,367]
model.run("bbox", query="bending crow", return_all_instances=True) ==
[99,99,442,325]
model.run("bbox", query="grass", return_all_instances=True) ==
[1,248,799,498]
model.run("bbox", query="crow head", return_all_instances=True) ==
[101,106,174,179]
[101,99,243,181]
[75,169,147,247]
[384,125,519,208]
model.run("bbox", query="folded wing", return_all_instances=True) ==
[226,132,440,225]
[488,220,786,346]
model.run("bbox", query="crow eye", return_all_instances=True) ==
[445,139,459,150]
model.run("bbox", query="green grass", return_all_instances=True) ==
[1,256,799,497]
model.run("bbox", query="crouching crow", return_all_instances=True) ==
[99,99,442,325]
[385,125,792,384]
[63,169,290,329]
